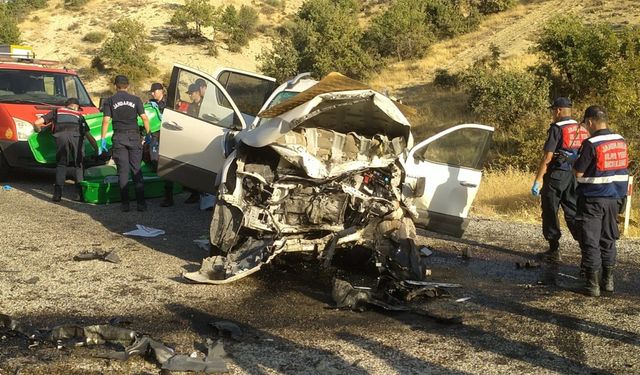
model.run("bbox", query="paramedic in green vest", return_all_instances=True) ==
[531,97,589,263]
[33,98,98,202]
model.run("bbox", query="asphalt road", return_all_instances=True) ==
[1,168,639,374]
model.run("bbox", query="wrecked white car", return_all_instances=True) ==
[157,65,493,286]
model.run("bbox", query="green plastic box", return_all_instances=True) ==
[79,163,182,204]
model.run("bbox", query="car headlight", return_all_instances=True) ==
[13,117,34,141]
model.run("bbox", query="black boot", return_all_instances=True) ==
[74,184,84,202]
[52,185,62,202]
[584,270,600,297]
[135,184,146,212]
[161,183,174,207]
[120,188,130,212]
[602,266,614,292]
[537,240,560,263]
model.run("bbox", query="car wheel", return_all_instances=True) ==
[0,149,9,181]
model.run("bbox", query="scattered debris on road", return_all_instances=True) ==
[0,315,230,373]
[515,260,540,269]
[73,250,121,264]
[123,225,165,238]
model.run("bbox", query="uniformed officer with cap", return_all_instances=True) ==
[574,105,628,297]
[145,82,174,207]
[531,97,590,262]
[33,98,98,202]
[100,75,151,212]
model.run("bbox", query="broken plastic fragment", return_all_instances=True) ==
[123,225,165,238]
[73,250,120,264]
[455,297,471,303]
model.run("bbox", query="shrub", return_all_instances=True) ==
[65,0,89,10]
[425,0,481,39]
[260,0,375,81]
[535,16,618,100]
[220,5,259,48]
[82,31,105,43]
[96,18,157,82]
[170,0,219,39]
[258,38,299,83]
[364,0,435,61]
[473,0,517,14]
[0,6,21,44]
[433,68,461,88]
[462,67,551,170]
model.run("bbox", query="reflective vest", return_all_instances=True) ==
[551,119,590,170]
[52,107,83,134]
[555,119,590,151]
[577,133,629,198]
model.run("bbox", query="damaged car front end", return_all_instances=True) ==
[185,75,431,285]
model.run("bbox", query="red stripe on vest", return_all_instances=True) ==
[595,140,628,171]
[561,124,590,150]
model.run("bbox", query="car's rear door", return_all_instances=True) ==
[158,64,248,193]
[214,68,277,126]
[403,124,494,237]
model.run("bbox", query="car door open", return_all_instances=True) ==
[403,124,494,237]
[158,64,247,193]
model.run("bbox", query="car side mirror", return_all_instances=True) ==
[414,177,426,198]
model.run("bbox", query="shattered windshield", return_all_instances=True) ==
[267,90,299,109]
[0,69,93,106]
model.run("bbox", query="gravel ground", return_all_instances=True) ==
[1,169,639,375]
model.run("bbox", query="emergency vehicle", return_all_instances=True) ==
[0,45,98,180]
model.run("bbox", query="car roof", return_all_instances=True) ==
[0,62,78,75]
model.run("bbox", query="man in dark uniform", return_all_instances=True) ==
[100,75,150,212]
[186,83,203,118]
[33,98,98,202]
[531,97,590,262]
[574,106,628,297]
[146,82,174,207]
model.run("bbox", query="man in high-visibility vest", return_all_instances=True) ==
[574,105,629,297]
[531,97,590,262]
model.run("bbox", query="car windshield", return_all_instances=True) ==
[266,90,300,109]
[0,69,93,106]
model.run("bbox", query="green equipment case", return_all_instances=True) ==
[27,103,162,164]
[79,163,183,204]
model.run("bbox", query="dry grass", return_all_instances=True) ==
[473,168,640,238]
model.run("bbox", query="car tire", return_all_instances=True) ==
[0,149,9,181]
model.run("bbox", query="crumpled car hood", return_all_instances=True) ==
[236,73,413,149]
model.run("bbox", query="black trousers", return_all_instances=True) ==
[54,132,83,186]
[541,169,579,244]
[112,131,144,203]
[576,197,619,271]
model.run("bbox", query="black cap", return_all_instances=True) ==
[65,98,80,107]
[548,97,572,109]
[583,105,607,122]
[114,75,129,85]
[149,82,164,92]
[187,83,200,94]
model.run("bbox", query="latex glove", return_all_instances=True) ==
[531,181,541,196]
[100,139,108,154]
[144,134,152,145]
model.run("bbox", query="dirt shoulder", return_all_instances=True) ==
[1,169,639,374]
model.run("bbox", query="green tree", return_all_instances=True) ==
[221,5,259,51]
[364,0,435,61]
[425,0,481,39]
[96,19,157,82]
[258,38,300,83]
[462,66,551,169]
[0,6,21,44]
[171,0,219,38]
[535,16,618,100]
[473,0,517,14]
